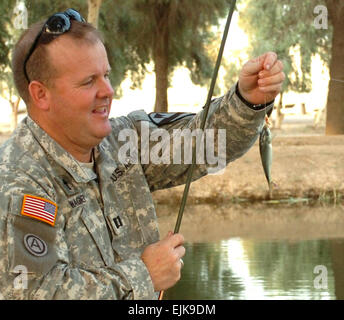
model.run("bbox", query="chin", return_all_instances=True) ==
[96,123,112,139]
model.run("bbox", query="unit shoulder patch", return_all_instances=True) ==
[148,112,195,126]
[24,233,48,257]
[21,195,58,227]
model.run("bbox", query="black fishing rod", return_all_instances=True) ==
[159,0,237,300]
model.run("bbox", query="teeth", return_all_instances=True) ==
[94,107,107,113]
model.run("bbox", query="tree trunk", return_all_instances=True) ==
[87,0,102,28]
[301,103,306,115]
[153,4,170,113]
[331,240,344,299]
[274,92,284,129]
[314,107,326,128]
[325,0,344,135]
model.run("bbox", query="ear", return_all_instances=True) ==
[28,81,51,110]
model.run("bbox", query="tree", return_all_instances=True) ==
[1,0,234,122]
[0,0,27,130]
[324,0,344,135]
[0,0,18,78]
[240,0,343,135]
[25,0,88,25]
[100,0,234,112]
[87,0,102,28]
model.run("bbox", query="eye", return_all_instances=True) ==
[83,78,94,86]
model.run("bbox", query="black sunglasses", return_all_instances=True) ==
[23,8,86,83]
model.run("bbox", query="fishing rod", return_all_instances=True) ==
[158,0,237,300]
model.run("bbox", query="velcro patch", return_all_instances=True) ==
[148,112,194,126]
[24,234,48,257]
[21,195,58,227]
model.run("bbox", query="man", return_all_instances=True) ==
[0,9,284,299]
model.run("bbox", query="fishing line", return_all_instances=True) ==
[258,54,268,124]
[158,0,237,300]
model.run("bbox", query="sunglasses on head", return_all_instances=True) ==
[23,8,86,83]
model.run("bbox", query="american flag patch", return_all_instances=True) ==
[21,195,58,226]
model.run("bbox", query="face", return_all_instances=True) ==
[43,35,114,153]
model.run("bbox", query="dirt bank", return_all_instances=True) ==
[152,134,344,205]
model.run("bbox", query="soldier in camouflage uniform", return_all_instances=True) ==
[0,9,284,299]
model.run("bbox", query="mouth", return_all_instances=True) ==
[92,106,109,117]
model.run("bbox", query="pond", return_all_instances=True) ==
[157,203,344,300]
[164,237,344,300]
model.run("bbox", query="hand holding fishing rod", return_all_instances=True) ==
[141,231,185,292]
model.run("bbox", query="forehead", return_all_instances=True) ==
[46,35,109,79]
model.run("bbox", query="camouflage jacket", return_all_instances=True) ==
[0,84,272,299]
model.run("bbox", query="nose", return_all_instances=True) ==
[97,77,114,100]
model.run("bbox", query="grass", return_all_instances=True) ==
[154,189,344,206]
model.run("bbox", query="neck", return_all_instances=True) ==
[30,114,96,163]
[51,134,94,163]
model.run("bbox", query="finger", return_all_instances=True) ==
[242,52,278,75]
[262,51,278,71]
[258,72,285,87]
[259,60,284,78]
[258,83,282,93]
[175,244,186,259]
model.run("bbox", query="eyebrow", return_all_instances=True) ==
[77,67,112,85]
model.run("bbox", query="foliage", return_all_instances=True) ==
[99,0,234,99]
[25,0,88,24]
[0,0,17,80]
[0,0,237,104]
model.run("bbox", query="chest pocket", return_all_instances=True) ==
[78,207,115,267]
[107,211,144,260]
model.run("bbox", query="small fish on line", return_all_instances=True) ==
[259,115,274,199]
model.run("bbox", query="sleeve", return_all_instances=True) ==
[0,165,156,300]
[127,82,274,191]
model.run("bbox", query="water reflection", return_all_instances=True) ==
[165,238,344,300]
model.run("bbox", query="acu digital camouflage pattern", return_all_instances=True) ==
[0,84,272,299]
